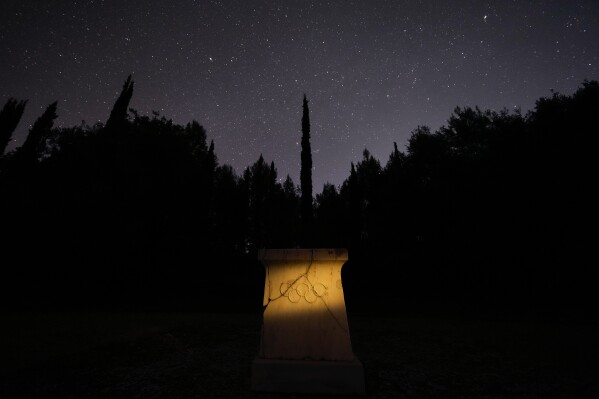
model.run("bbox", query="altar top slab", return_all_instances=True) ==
[259,248,348,262]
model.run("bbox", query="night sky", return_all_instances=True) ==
[1,1,597,190]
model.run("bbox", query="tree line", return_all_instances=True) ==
[1,77,596,313]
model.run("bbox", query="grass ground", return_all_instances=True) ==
[1,311,597,398]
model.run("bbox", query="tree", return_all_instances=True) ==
[0,98,28,157]
[207,139,217,174]
[347,162,361,248]
[244,155,278,251]
[300,94,313,246]
[15,101,58,164]
[314,182,346,247]
[105,75,134,130]
[184,120,208,158]
[212,164,247,252]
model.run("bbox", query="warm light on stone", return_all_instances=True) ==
[251,248,365,394]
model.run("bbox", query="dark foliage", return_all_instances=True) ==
[0,98,28,156]
[1,78,596,315]
[13,101,58,166]
[300,94,313,246]
[105,75,134,131]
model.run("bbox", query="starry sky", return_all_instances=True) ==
[1,0,597,190]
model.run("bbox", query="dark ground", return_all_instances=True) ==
[1,311,597,399]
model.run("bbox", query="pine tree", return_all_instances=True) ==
[300,94,313,246]
[0,98,28,157]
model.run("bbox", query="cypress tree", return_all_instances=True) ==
[16,101,58,164]
[0,98,28,157]
[105,75,134,130]
[300,94,313,246]
[269,161,277,185]
[207,139,217,173]
[348,162,361,248]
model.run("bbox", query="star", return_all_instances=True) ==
[0,1,596,190]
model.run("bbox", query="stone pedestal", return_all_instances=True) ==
[251,249,365,395]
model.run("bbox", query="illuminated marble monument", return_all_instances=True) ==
[251,248,365,394]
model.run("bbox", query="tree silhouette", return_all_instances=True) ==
[1,77,597,314]
[0,98,28,157]
[184,120,208,157]
[314,182,346,247]
[207,139,217,174]
[300,94,313,246]
[347,162,361,249]
[245,155,275,251]
[105,75,134,130]
[281,174,300,245]
[15,101,58,164]
[212,164,247,252]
